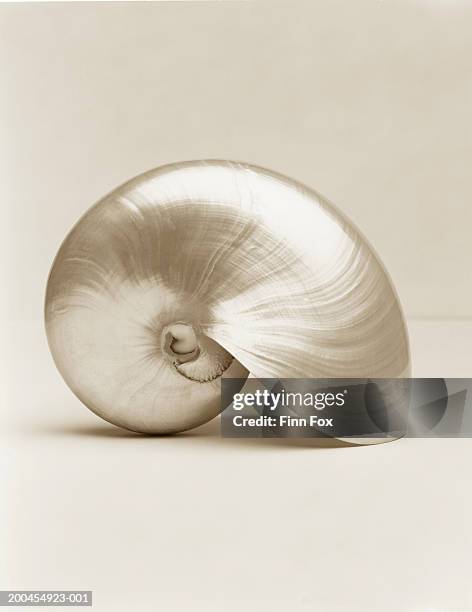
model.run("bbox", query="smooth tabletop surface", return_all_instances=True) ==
[1,319,471,612]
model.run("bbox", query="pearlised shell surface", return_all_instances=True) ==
[45,161,410,433]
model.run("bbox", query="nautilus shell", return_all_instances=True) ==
[45,160,410,434]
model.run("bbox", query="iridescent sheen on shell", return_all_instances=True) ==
[45,161,410,433]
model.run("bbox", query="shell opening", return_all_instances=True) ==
[161,322,234,383]
[162,323,200,365]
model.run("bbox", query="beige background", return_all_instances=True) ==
[1,2,472,611]
[1,0,472,323]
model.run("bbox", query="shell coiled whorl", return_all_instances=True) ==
[45,160,410,434]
